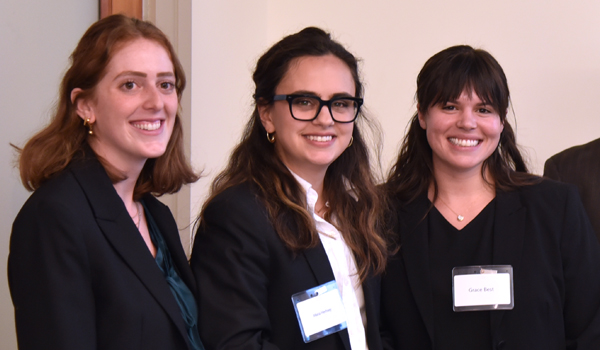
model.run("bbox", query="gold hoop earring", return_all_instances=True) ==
[83,118,94,135]
[266,132,275,143]
[347,136,353,148]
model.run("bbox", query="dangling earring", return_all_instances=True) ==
[347,136,353,148]
[266,132,275,143]
[83,118,94,135]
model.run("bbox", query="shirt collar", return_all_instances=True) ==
[289,170,319,216]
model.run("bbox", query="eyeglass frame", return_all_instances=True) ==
[272,94,363,123]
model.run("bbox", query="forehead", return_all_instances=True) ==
[105,38,174,74]
[277,55,355,97]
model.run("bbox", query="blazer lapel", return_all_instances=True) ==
[489,189,526,335]
[303,241,352,350]
[69,158,190,346]
[397,195,436,346]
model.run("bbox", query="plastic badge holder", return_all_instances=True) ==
[452,265,514,312]
[291,280,347,343]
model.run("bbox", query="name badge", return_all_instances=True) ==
[452,265,514,312]
[291,280,347,343]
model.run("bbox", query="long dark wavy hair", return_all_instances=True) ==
[386,45,539,204]
[16,14,198,198]
[199,27,388,280]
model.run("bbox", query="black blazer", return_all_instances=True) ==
[381,180,600,350]
[190,183,383,350]
[544,137,600,240]
[8,156,195,350]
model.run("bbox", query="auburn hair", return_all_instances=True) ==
[386,45,539,204]
[16,14,198,198]
[199,27,388,281]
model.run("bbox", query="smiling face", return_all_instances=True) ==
[419,91,504,176]
[73,38,178,172]
[259,54,355,182]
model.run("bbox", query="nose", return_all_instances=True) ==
[143,85,164,111]
[456,109,476,129]
[313,104,335,126]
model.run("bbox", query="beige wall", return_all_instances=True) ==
[189,0,600,212]
[0,1,98,347]
[3,0,600,347]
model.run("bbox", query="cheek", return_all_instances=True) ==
[165,98,179,117]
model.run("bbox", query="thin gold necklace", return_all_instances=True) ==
[436,196,466,222]
[131,201,141,228]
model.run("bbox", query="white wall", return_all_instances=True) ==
[0,0,98,347]
[189,0,600,211]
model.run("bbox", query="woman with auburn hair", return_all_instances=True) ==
[190,27,388,350]
[8,15,203,350]
[381,45,600,349]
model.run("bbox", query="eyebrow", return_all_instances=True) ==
[290,90,355,98]
[113,71,175,80]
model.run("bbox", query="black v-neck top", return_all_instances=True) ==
[428,199,496,350]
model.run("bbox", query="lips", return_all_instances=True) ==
[132,120,161,131]
[448,137,480,147]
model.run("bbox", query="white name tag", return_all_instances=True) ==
[292,280,347,343]
[452,265,514,312]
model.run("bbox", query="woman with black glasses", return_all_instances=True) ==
[190,27,388,350]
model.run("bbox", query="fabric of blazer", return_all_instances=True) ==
[190,182,383,350]
[8,156,196,350]
[544,137,600,240]
[381,180,600,350]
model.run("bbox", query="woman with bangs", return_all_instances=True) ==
[9,15,203,350]
[190,27,388,350]
[381,45,600,349]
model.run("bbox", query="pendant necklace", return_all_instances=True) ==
[436,196,466,222]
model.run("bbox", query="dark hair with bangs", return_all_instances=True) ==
[386,45,539,204]
[199,27,388,281]
[16,14,198,198]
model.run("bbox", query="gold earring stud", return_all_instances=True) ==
[83,118,93,135]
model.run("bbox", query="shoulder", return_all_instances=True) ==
[501,180,584,223]
[514,178,578,202]
[547,137,600,165]
[17,169,87,218]
[204,182,264,216]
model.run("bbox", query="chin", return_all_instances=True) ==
[142,147,169,159]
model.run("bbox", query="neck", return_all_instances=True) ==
[113,176,140,208]
[429,167,496,228]
[288,166,328,214]
[430,164,494,200]
[88,142,145,209]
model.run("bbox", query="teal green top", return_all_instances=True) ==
[142,201,205,350]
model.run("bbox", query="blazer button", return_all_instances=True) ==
[496,340,506,349]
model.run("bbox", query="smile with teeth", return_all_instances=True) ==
[305,135,333,142]
[132,120,161,131]
[449,137,480,147]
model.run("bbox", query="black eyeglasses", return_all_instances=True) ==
[272,94,363,123]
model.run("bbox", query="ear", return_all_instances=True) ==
[71,88,95,123]
[417,105,427,130]
[258,103,275,133]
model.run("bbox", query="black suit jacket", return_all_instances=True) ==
[544,137,600,240]
[8,156,195,350]
[190,183,383,350]
[381,180,600,350]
